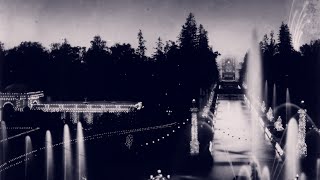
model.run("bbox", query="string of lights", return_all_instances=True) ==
[140,119,189,147]
[0,122,179,171]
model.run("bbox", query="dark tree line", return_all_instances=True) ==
[239,22,320,127]
[0,13,219,117]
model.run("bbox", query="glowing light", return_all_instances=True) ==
[148,169,171,180]
[297,109,307,157]
[71,112,79,124]
[190,107,199,155]
[84,112,93,125]
[125,134,133,149]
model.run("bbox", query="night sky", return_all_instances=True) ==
[0,0,307,58]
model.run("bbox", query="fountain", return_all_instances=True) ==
[237,165,251,179]
[286,88,291,124]
[77,122,87,180]
[299,172,307,180]
[45,130,53,180]
[288,0,311,50]
[63,124,72,180]
[0,121,7,180]
[264,80,268,105]
[273,84,277,110]
[246,29,262,155]
[285,118,300,180]
[25,136,33,180]
[317,158,320,180]
[261,166,270,180]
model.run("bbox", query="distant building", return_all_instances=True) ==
[220,59,236,81]
[220,58,240,81]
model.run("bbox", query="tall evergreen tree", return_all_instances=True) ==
[268,31,277,56]
[197,24,209,51]
[278,22,294,55]
[153,37,164,61]
[137,29,147,59]
[178,13,198,52]
[260,34,269,54]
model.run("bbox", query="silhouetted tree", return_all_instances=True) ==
[4,41,49,91]
[197,24,209,51]
[152,37,164,61]
[179,13,198,53]
[278,22,294,55]
[137,29,147,59]
[0,42,5,90]
[49,39,83,100]
[83,35,110,99]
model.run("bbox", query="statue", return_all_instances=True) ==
[266,107,274,122]
[274,116,284,131]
